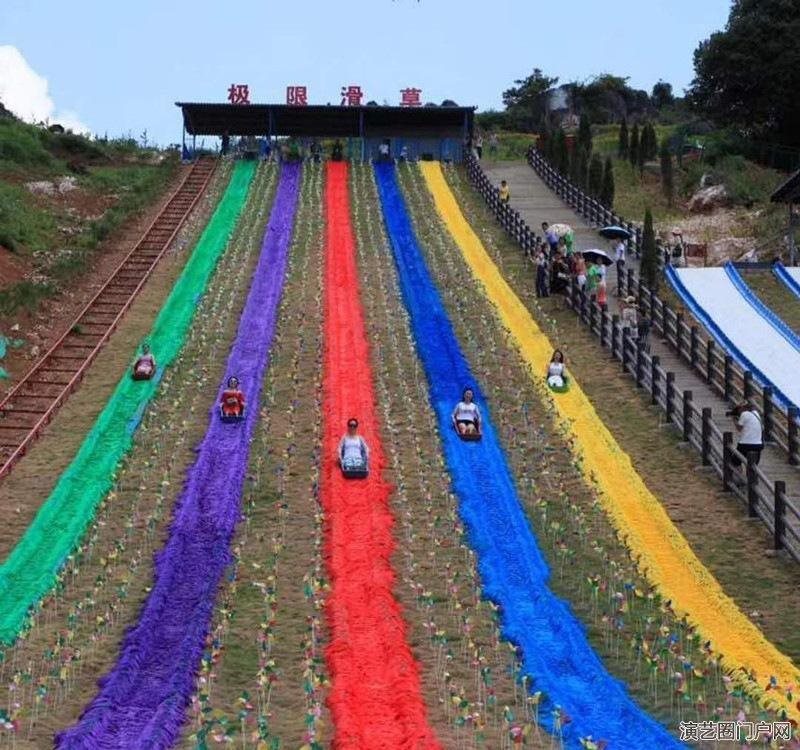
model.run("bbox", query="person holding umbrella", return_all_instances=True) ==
[600,226,631,297]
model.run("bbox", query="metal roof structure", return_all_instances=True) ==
[176,102,474,138]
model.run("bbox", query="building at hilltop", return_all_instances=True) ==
[176,102,474,163]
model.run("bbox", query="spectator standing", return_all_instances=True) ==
[731,401,764,470]
[542,222,559,253]
[535,248,549,298]
[499,180,510,204]
[551,252,570,295]
[586,259,601,300]
[614,239,626,295]
[621,296,638,330]
[574,253,587,290]
[475,133,484,159]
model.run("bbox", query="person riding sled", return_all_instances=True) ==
[220,376,246,419]
[452,387,482,437]
[546,349,569,392]
[338,418,370,476]
[132,343,156,380]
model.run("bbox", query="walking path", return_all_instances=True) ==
[481,161,800,515]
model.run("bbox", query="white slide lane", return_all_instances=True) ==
[674,267,800,407]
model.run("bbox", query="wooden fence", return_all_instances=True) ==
[464,152,800,561]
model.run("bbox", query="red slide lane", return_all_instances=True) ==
[322,162,440,749]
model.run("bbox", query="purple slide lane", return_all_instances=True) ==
[57,163,302,749]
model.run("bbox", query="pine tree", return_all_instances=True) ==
[555,128,569,174]
[600,157,615,208]
[645,123,658,160]
[637,135,646,174]
[640,208,659,290]
[660,139,674,206]
[618,118,629,159]
[588,153,603,197]
[628,123,639,167]
[578,114,592,156]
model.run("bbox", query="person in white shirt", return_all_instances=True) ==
[452,388,481,436]
[338,418,369,472]
[546,349,567,389]
[614,239,626,295]
[731,401,763,468]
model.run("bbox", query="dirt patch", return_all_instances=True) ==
[0,247,25,284]
[0,164,190,393]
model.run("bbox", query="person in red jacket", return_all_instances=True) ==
[220,376,245,418]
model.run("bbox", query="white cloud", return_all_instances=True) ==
[0,45,90,134]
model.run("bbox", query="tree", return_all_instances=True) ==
[660,140,674,206]
[640,208,659,290]
[502,68,559,132]
[588,153,604,197]
[651,80,675,109]
[642,123,658,161]
[600,157,615,208]
[689,0,800,147]
[570,145,589,187]
[577,114,593,155]
[618,118,629,159]
[554,127,569,174]
[628,123,639,167]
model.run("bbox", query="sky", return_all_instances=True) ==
[0,0,733,146]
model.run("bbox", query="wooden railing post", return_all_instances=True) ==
[611,315,620,358]
[774,481,786,550]
[651,355,660,405]
[722,431,733,491]
[724,355,733,401]
[743,370,753,400]
[690,326,699,369]
[626,268,635,297]
[706,339,716,386]
[675,312,685,360]
[622,328,631,373]
[762,386,774,443]
[747,453,758,518]
[683,390,693,442]
[666,372,676,423]
[600,309,609,348]
[789,406,799,466]
[636,342,645,387]
[701,407,712,465]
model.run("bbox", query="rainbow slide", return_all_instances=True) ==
[420,161,800,723]
[321,162,439,747]
[0,161,256,647]
[57,164,301,748]
[374,162,682,749]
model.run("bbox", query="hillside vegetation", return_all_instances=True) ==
[0,112,177,315]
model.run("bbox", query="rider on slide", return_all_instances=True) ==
[338,418,369,473]
[220,376,246,418]
[452,387,482,436]
[133,343,156,378]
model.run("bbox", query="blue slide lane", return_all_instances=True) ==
[373,163,682,749]
[666,264,795,410]
[773,262,800,301]
[725,262,800,355]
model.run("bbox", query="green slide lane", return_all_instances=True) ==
[0,160,257,645]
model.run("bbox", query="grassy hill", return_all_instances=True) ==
[0,111,178,315]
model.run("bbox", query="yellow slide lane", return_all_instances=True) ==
[419,161,799,721]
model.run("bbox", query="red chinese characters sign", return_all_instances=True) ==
[340,85,364,106]
[400,88,422,107]
[227,84,250,105]
[286,86,308,106]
